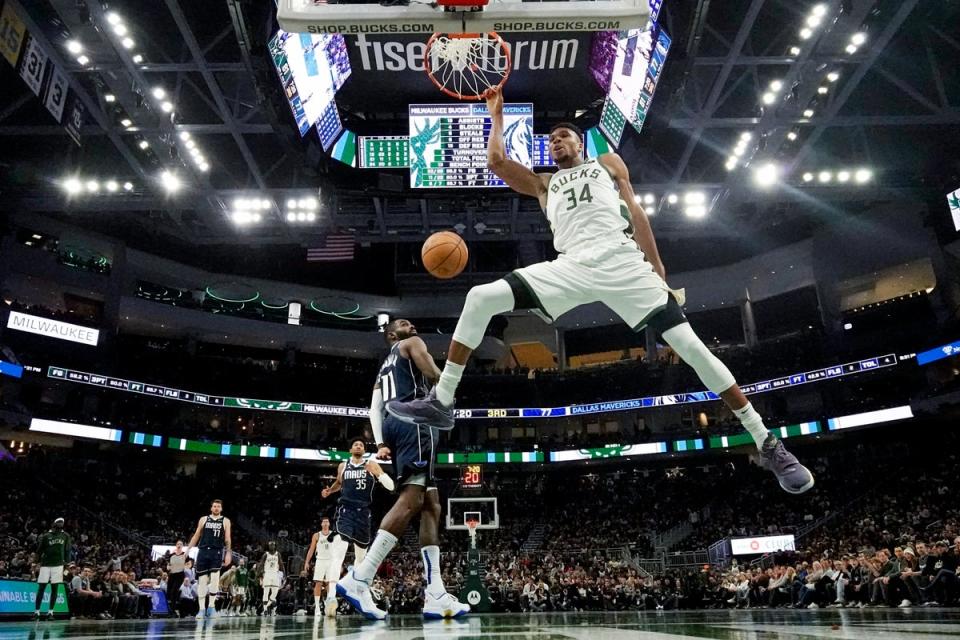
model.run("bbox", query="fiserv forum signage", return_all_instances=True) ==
[6,311,99,346]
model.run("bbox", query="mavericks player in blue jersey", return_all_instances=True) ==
[187,499,232,619]
[388,87,814,496]
[337,319,469,620]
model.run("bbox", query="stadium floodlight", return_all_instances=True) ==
[106,11,121,25]
[104,94,116,103]
[120,118,132,128]
[818,171,832,183]
[818,86,828,94]
[138,140,149,150]
[845,44,858,54]
[232,211,249,225]
[184,139,196,150]
[753,162,779,188]
[63,177,82,195]
[105,180,118,192]
[160,170,181,193]
[132,54,143,63]
[85,180,100,193]
[787,132,798,141]
[260,199,272,210]
[740,132,752,142]
[854,168,872,184]
[633,194,642,203]
[152,87,166,100]
[733,145,746,157]
[76,55,90,65]
[851,32,867,46]
[684,192,706,205]
[306,212,317,222]
[251,213,262,223]
[66,40,82,54]
[769,80,783,92]
[806,15,821,28]
[178,131,191,141]
[802,172,814,182]
[198,162,210,172]
[685,205,707,219]
[811,3,828,17]
[827,71,839,82]
[803,109,814,118]
[286,212,297,222]
[725,157,738,171]
[837,170,851,183]
[121,37,135,50]
[113,23,127,36]
[643,193,656,205]
[799,27,813,40]
[789,46,801,56]
[287,199,297,209]
[762,92,776,105]
[123,182,134,191]
[160,101,173,113]
[667,194,678,205]
[305,197,319,209]
[297,212,308,222]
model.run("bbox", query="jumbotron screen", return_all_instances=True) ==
[408,103,534,189]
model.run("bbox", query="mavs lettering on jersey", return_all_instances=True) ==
[199,516,225,549]
[378,343,426,402]
[341,462,376,506]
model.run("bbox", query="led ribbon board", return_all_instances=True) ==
[46,353,897,420]
[284,448,392,464]
[168,438,278,458]
[29,418,121,442]
[436,451,544,464]
[549,442,668,462]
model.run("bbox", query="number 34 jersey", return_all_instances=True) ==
[544,157,635,260]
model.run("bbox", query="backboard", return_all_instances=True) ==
[446,496,499,530]
[277,0,650,36]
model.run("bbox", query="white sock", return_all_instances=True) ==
[353,530,397,583]
[733,402,769,449]
[327,582,336,599]
[314,595,321,611]
[421,545,446,596]
[435,362,465,407]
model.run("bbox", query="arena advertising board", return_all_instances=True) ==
[730,534,796,556]
[0,579,69,614]
[6,310,99,346]
[46,353,897,421]
[335,33,601,110]
[29,418,122,442]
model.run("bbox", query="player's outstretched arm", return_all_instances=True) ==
[598,153,666,281]
[486,88,549,201]
[370,383,385,450]
[399,336,441,385]
[322,462,345,498]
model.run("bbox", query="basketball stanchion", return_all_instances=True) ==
[459,519,492,612]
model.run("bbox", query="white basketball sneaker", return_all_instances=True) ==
[423,591,470,619]
[336,570,386,620]
[324,597,337,618]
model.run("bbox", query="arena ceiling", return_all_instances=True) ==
[0,0,958,295]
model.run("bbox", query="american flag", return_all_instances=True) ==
[306,233,355,262]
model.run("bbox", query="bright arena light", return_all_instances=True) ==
[287,199,297,209]
[684,192,706,205]
[132,54,143,64]
[667,194,678,205]
[643,193,656,205]
[123,182,134,191]
[845,44,858,54]
[803,109,815,118]
[106,12,121,25]
[851,32,867,46]
[105,180,119,192]
[799,27,813,40]
[112,23,127,37]
[179,131,191,141]
[802,172,814,182]
[811,4,828,17]
[138,140,149,150]
[85,180,100,193]
[63,178,82,195]
[286,212,297,222]
[305,197,319,209]
[806,15,821,28]
[854,168,873,183]
[306,212,317,222]
[789,46,801,56]
[818,86,828,94]
[787,132,798,141]
[66,40,82,54]
[297,212,308,222]
[76,55,90,66]
[685,205,707,219]
[160,101,173,113]
[762,92,776,105]
[827,71,840,82]
[725,157,738,171]
[753,162,779,188]
[104,94,116,103]
[740,132,752,142]
[818,171,832,183]
[160,170,182,193]
[120,118,132,128]
[769,80,783,92]
[837,170,851,183]
[121,37,135,50]
[152,87,166,100]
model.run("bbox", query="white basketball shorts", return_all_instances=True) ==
[37,566,64,584]
[313,557,339,582]
[512,243,672,331]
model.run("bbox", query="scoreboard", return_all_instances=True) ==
[408,103,534,188]
[461,464,483,489]
[359,135,409,169]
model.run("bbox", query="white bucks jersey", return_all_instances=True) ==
[264,551,279,575]
[315,532,333,561]
[545,157,633,258]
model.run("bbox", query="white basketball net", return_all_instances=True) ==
[429,33,509,100]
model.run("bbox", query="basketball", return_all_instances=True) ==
[422,231,468,279]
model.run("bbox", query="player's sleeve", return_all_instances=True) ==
[370,385,385,446]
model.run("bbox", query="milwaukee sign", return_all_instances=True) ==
[6,311,99,346]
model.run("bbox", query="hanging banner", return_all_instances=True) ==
[44,62,69,123]
[0,1,26,67]
[64,92,84,146]
[18,34,49,96]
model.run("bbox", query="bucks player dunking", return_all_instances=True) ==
[388,87,814,497]
[187,499,232,619]
[337,319,469,620]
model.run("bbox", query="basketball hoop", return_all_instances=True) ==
[466,519,479,541]
[425,29,511,101]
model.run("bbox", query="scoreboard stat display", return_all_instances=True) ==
[408,103,534,188]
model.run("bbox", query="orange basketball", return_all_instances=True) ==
[421,231,468,279]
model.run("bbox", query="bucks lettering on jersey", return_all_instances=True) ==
[340,461,376,506]
[378,342,426,402]
[37,531,71,567]
[199,516,225,549]
[546,157,632,256]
